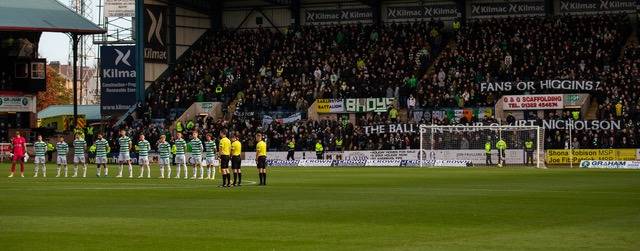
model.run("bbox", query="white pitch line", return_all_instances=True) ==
[0,180,259,191]
[243,180,257,185]
[0,185,214,191]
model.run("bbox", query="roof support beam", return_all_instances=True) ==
[135,0,145,104]
[291,0,300,27]
[72,33,79,129]
[370,0,381,26]
[262,0,291,6]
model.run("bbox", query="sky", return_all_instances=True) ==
[40,32,73,64]
[38,0,103,65]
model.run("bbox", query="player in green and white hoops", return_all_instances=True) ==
[137,134,151,178]
[204,133,217,180]
[72,134,88,178]
[173,132,188,179]
[117,129,133,178]
[94,133,110,177]
[55,136,69,177]
[157,135,172,178]
[33,135,47,177]
[189,131,204,179]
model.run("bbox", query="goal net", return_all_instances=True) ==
[419,125,544,168]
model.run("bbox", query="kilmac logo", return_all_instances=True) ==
[102,47,135,78]
[146,8,164,46]
[114,49,131,67]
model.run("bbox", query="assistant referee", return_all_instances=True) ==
[255,133,268,186]
[230,134,242,186]
[218,131,231,187]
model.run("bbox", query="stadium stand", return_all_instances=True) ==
[120,14,640,152]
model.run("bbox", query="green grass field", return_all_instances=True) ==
[0,163,638,250]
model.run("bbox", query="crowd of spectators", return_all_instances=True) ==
[144,29,278,118]
[417,15,630,108]
[142,21,447,121]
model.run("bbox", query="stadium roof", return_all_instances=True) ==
[0,0,104,34]
[38,105,101,120]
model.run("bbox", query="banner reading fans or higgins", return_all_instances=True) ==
[0,95,36,113]
[385,3,459,21]
[469,0,546,18]
[304,7,373,24]
[144,4,168,63]
[545,149,637,164]
[100,46,136,115]
[480,80,601,92]
[559,0,636,14]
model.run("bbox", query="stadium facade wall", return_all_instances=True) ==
[143,0,210,88]
[175,8,211,59]
[223,7,291,30]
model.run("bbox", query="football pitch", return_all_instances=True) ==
[0,164,638,250]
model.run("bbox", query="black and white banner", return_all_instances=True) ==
[100,46,137,115]
[144,4,168,63]
[363,123,420,135]
[345,98,395,113]
[509,119,623,130]
[304,8,373,24]
[559,0,636,14]
[385,3,459,21]
[469,1,546,18]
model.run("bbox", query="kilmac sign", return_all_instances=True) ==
[385,4,459,20]
[469,1,546,18]
[304,8,373,24]
[559,0,636,14]
[100,46,136,115]
[144,4,168,63]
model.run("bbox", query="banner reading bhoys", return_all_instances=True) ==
[316,98,395,113]
[502,94,563,110]
[545,149,638,164]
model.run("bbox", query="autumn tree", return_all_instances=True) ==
[37,66,72,111]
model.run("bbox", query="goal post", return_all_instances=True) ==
[419,125,544,168]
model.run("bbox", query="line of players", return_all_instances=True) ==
[9,129,269,186]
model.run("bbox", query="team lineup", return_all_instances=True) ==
[6,130,269,187]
